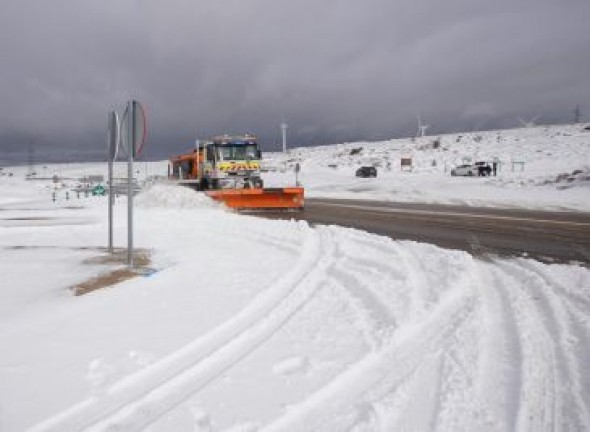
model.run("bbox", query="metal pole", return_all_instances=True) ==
[127,101,135,268]
[108,155,114,253]
[281,122,287,153]
[196,139,202,188]
[107,111,117,254]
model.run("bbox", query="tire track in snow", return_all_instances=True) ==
[261,276,475,431]
[493,262,560,431]
[368,350,446,432]
[435,306,496,431]
[326,232,399,349]
[304,229,458,430]
[374,256,484,432]
[496,260,590,431]
[488,261,564,432]
[392,242,437,318]
[309,228,411,347]
[29,226,335,432]
[515,259,590,404]
[518,259,590,320]
[327,275,390,350]
[334,229,405,279]
[471,261,524,431]
[331,230,411,327]
[528,262,590,425]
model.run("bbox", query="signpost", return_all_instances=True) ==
[127,101,135,267]
[295,162,300,186]
[400,157,413,171]
[107,111,119,254]
[108,100,147,268]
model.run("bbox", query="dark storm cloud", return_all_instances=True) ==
[1,0,589,161]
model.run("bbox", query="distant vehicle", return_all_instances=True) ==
[474,161,492,176]
[356,166,377,178]
[91,184,106,196]
[451,164,478,176]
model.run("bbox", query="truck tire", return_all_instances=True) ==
[252,177,264,189]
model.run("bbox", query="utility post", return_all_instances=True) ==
[281,122,288,153]
[118,99,146,268]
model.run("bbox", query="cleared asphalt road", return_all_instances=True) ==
[252,198,590,264]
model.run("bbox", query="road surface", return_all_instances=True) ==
[252,198,590,264]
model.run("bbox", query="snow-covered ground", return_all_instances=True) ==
[0,124,589,431]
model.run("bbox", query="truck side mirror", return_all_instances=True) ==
[257,150,262,159]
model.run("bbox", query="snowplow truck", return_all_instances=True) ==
[168,134,304,210]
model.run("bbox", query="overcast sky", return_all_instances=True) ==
[1,0,589,161]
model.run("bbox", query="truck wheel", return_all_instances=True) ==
[253,178,264,188]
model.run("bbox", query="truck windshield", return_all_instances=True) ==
[217,144,259,161]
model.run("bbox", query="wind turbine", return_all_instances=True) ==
[280,121,288,153]
[416,113,429,138]
[574,104,581,124]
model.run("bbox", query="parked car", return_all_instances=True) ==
[356,166,377,178]
[451,164,478,176]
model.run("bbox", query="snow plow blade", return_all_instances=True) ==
[206,187,304,210]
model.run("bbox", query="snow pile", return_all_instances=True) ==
[135,183,223,209]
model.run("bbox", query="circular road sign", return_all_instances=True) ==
[120,100,147,158]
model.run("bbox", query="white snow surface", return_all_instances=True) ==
[0,124,589,431]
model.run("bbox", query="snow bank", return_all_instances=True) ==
[135,183,223,210]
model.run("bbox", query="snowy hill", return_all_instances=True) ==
[262,123,590,211]
[0,123,589,431]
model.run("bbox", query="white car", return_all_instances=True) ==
[451,164,478,176]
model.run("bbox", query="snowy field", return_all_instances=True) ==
[1,124,589,431]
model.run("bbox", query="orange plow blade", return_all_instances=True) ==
[206,187,304,210]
